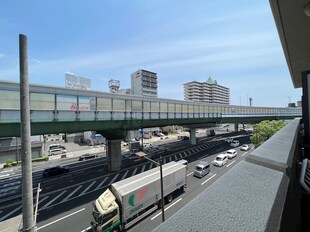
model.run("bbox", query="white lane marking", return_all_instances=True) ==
[37,208,85,230]
[121,170,129,180]
[242,151,249,157]
[0,174,9,178]
[38,196,50,205]
[41,190,67,209]
[1,169,13,173]
[187,171,194,177]
[165,198,182,211]
[132,167,138,176]
[149,162,154,169]
[108,173,119,186]
[79,181,96,196]
[141,165,146,172]
[201,174,216,185]
[174,154,178,160]
[151,198,182,220]
[61,185,83,202]
[216,148,223,152]
[0,205,22,221]
[226,160,236,167]
[81,226,92,232]
[95,177,109,190]
[169,156,172,162]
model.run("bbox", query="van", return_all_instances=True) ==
[193,161,210,178]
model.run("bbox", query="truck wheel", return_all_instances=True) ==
[165,194,173,204]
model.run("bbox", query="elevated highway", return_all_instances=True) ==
[0,80,301,138]
[0,80,301,170]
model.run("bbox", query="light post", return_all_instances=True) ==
[135,151,165,222]
[139,129,144,151]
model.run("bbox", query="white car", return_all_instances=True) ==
[225,149,237,159]
[230,140,240,147]
[225,137,233,143]
[48,148,66,156]
[213,154,228,167]
[240,144,250,151]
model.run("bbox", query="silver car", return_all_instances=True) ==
[193,161,210,178]
[48,148,66,156]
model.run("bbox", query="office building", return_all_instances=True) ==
[131,69,158,98]
[183,77,229,105]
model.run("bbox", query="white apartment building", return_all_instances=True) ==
[131,69,158,98]
[184,77,230,105]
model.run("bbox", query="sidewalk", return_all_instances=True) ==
[0,215,22,232]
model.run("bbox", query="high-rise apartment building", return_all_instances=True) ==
[184,77,230,105]
[131,69,158,98]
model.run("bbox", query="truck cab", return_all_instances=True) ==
[92,189,121,232]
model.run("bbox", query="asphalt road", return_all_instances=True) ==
[0,130,251,231]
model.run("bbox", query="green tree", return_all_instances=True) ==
[250,120,286,147]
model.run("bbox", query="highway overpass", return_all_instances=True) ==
[0,80,301,138]
[0,79,301,170]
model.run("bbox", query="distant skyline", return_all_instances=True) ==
[0,0,302,107]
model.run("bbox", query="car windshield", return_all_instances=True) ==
[215,157,222,161]
[195,166,203,171]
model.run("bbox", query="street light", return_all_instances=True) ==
[139,128,144,151]
[135,151,165,222]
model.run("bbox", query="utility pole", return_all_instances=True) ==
[135,152,165,222]
[19,34,35,232]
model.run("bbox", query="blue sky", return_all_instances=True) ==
[0,0,302,107]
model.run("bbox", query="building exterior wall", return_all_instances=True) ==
[184,78,230,104]
[0,137,43,164]
[131,69,158,98]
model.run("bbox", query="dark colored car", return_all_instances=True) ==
[78,153,98,161]
[42,165,69,178]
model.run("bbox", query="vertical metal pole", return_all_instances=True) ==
[16,137,19,163]
[141,133,144,151]
[159,155,165,222]
[19,34,34,232]
[33,183,41,227]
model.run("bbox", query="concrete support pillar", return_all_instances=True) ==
[234,123,239,132]
[190,128,196,145]
[106,139,122,171]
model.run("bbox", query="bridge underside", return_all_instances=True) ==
[0,116,295,138]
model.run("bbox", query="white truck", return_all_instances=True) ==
[91,161,187,232]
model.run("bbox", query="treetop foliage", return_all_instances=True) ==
[251,120,286,147]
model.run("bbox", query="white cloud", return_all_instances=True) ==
[31,58,41,63]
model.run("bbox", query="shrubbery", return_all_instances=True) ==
[4,157,49,168]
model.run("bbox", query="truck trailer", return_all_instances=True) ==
[91,161,187,232]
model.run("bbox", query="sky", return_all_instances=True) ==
[0,0,302,107]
